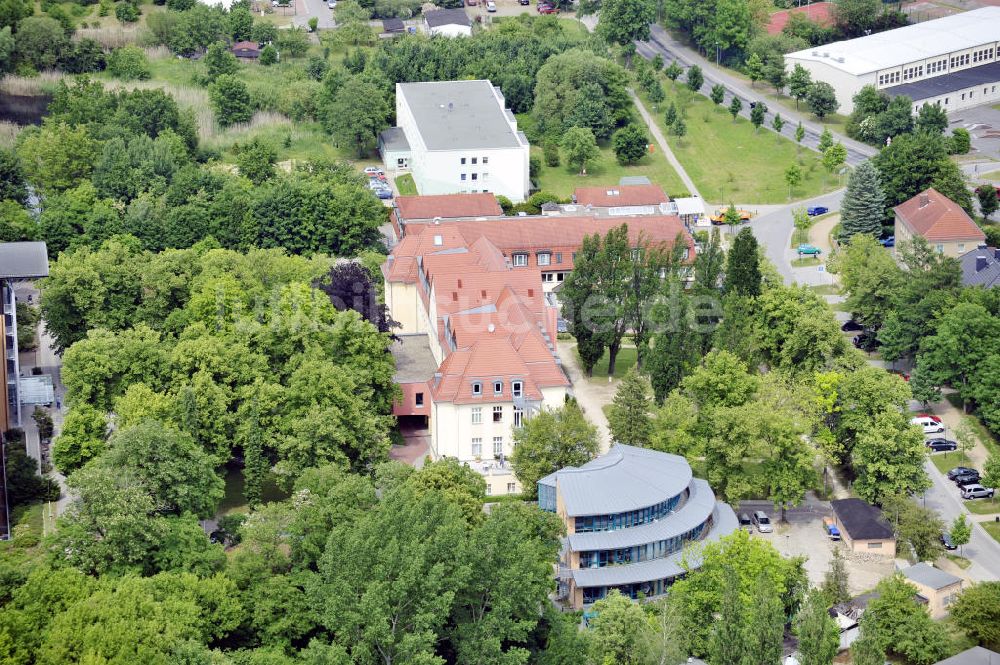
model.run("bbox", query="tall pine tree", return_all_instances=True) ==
[607,367,653,446]
[840,161,886,241]
[725,228,762,297]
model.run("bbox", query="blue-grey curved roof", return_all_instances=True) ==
[541,444,692,517]
[567,478,716,552]
[570,502,739,587]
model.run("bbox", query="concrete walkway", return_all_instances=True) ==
[629,90,702,200]
[556,340,613,452]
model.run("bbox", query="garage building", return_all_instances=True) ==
[785,7,1000,114]
[830,498,896,556]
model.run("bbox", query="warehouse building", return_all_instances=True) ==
[785,8,1000,114]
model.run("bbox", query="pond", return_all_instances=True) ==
[0,93,51,126]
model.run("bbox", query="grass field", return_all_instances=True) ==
[637,81,840,204]
[981,170,1000,181]
[396,173,417,195]
[791,256,822,267]
[931,451,971,475]
[587,346,639,381]
[982,520,1000,543]
[964,498,1000,515]
[946,554,972,569]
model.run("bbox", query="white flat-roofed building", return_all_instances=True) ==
[785,7,1000,114]
[381,80,531,202]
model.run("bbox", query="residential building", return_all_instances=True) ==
[894,188,985,258]
[785,7,1000,113]
[423,8,472,37]
[959,245,1000,288]
[538,444,738,609]
[390,193,503,240]
[379,80,531,202]
[902,563,963,619]
[830,498,896,556]
[934,647,1000,665]
[383,215,694,493]
[573,184,671,216]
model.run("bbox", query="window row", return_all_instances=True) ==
[878,71,900,86]
[972,47,995,64]
[581,577,678,604]
[459,173,488,182]
[470,405,524,425]
[512,251,564,267]
[470,380,524,398]
[927,58,947,75]
[902,64,923,81]
[541,272,567,283]
[576,517,711,569]
[573,491,688,533]
[471,436,504,457]
[485,481,517,495]
[950,53,970,69]
[459,156,489,165]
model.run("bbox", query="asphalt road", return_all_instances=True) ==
[293,0,335,29]
[636,26,875,167]
[921,456,1000,581]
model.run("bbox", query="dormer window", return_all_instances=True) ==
[433,235,443,246]
[537,252,551,266]
[513,253,528,267]
[472,381,482,396]
[512,381,523,398]
[493,380,503,395]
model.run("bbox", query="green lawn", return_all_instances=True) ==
[808,284,841,296]
[930,450,972,475]
[0,502,43,552]
[964,498,1000,515]
[791,256,822,267]
[587,346,638,381]
[396,173,417,196]
[980,170,1000,181]
[982,520,1000,544]
[637,82,841,204]
[533,145,689,199]
[946,554,972,569]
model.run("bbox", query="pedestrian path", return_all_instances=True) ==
[629,89,702,200]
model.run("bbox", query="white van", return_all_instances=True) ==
[910,416,944,434]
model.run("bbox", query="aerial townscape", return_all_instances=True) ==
[3,0,1000,661]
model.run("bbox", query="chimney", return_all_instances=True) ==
[977,255,988,272]
[919,193,929,208]
[457,278,462,288]
[487,323,495,333]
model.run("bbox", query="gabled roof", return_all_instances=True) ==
[382,17,405,32]
[830,498,894,541]
[424,7,471,28]
[935,647,1000,665]
[574,184,670,208]
[895,188,985,243]
[959,246,1000,288]
[395,193,502,221]
[903,563,962,591]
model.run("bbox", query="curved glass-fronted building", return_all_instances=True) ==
[538,444,738,609]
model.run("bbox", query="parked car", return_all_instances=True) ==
[853,333,881,351]
[927,439,957,452]
[888,369,910,382]
[910,416,945,434]
[879,235,895,248]
[710,208,753,224]
[364,166,384,175]
[807,206,829,216]
[519,0,530,5]
[739,513,753,533]
[486,0,496,10]
[752,510,772,533]
[941,532,957,550]
[954,472,982,487]
[327,0,336,7]
[375,189,393,200]
[947,466,977,479]
[918,413,943,424]
[537,3,558,11]
[822,517,841,540]
[961,484,996,499]
[797,244,822,256]
[841,319,864,332]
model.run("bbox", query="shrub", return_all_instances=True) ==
[115,1,139,22]
[529,154,540,180]
[495,195,513,215]
[543,140,560,167]
[308,16,318,31]
[259,44,278,65]
[107,45,151,80]
[611,123,648,165]
[950,127,971,155]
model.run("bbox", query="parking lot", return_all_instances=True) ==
[739,501,895,595]
[951,105,1000,163]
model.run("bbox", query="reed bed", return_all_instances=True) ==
[0,72,66,96]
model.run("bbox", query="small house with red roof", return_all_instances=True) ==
[894,188,985,258]
[231,41,261,59]
[573,184,671,216]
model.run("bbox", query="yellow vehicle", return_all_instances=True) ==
[710,208,753,224]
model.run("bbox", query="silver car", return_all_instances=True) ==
[752,510,773,533]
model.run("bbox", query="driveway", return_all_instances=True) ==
[635,26,876,167]
[293,0,335,29]
[950,104,1000,163]
[556,339,613,452]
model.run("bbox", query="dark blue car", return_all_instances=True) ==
[880,235,895,247]
[807,206,828,216]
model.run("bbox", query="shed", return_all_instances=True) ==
[902,563,963,619]
[424,7,472,37]
[231,41,261,59]
[382,17,405,33]
[830,498,896,557]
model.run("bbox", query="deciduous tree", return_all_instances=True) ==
[951,582,1000,651]
[561,126,600,175]
[511,401,599,498]
[807,82,838,119]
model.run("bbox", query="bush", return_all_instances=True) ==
[308,16,318,31]
[611,123,648,165]
[115,0,140,22]
[950,127,971,155]
[107,45,151,80]
[529,154,541,180]
[495,195,513,215]
[543,140,560,167]
[259,44,278,65]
